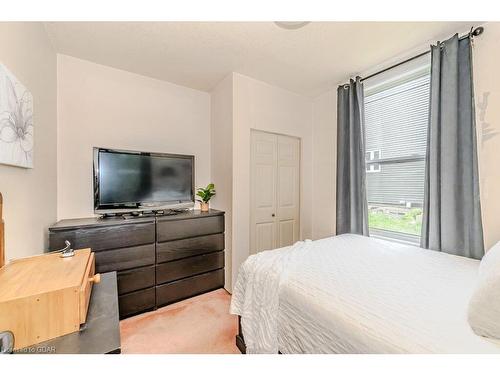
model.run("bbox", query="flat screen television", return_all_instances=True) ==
[93,148,195,214]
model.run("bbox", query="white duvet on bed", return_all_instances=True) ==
[230,234,500,354]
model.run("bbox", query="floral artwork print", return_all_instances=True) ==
[0,63,34,168]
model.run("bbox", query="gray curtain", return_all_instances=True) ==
[421,34,484,259]
[336,77,369,236]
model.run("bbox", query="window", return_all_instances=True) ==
[363,55,431,244]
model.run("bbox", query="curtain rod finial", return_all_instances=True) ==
[472,26,484,37]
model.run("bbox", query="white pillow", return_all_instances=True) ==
[468,241,500,339]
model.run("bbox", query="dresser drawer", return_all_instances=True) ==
[118,287,155,319]
[94,244,155,273]
[156,215,224,242]
[156,269,224,307]
[156,233,224,263]
[49,222,155,252]
[117,265,155,295]
[156,251,224,284]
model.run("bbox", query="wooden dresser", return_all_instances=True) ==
[49,209,225,319]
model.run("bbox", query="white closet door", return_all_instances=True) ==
[250,130,300,255]
[276,134,300,247]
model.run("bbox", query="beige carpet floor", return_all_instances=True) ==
[119,288,240,354]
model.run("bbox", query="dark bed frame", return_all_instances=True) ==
[235,316,247,354]
[236,316,282,354]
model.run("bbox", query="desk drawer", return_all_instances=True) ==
[95,244,155,273]
[156,216,224,242]
[117,265,155,295]
[156,233,224,263]
[156,251,224,284]
[118,287,155,319]
[49,222,155,252]
[156,269,224,307]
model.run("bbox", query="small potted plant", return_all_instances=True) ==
[196,183,216,212]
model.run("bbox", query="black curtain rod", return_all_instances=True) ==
[359,26,484,83]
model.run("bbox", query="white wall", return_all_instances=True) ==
[57,55,211,219]
[0,23,57,260]
[312,89,337,239]
[210,74,233,291]
[473,22,500,250]
[231,73,314,286]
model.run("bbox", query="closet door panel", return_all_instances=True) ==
[251,131,278,254]
[277,135,300,247]
[279,219,296,248]
[255,222,275,253]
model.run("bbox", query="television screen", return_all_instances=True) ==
[94,148,194,212]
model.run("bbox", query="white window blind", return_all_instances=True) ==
[363,56,430,244]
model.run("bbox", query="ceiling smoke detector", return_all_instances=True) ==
[274,22,310,30]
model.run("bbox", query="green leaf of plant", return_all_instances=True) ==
[195,183,216,203]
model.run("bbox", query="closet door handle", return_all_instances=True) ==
[272,213,275,217]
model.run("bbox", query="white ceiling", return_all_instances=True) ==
[44,22,476,97]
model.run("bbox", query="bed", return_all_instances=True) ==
[230,234,500,354]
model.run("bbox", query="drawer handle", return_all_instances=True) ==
[89,274,101,284]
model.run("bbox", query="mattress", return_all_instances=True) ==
[231,234,500,354]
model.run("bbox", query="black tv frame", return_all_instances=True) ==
[93,147,195,214]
